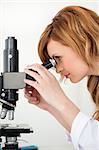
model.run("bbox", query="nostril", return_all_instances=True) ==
[56,65,63,74]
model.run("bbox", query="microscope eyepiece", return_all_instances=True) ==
[42,59,56,69]
[26,59,56,81]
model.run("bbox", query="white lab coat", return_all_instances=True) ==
[66,112,99,150]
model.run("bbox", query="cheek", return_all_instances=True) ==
[70,62,89,82]
[63,60,75,71]
[63,59,89,82]
[64,57,87,72]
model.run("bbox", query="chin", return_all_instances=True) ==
[70,76,83,83]
[70,79,79,83]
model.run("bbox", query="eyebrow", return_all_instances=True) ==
[50,53,58,59]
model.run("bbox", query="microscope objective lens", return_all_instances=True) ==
[8,110,14,120]
[0,108,7,119]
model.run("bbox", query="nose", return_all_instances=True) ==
[56,64,64,73]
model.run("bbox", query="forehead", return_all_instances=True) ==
[47,39,65,57]
[47,39,80,60]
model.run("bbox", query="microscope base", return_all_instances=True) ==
[0,124,38,150]
[20,145,38,150]
[0,145,38,150]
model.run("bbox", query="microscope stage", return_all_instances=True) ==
[0,124,33,137]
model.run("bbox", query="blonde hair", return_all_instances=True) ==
[38,6,99,120]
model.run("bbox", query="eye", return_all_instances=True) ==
[53,56,62,64]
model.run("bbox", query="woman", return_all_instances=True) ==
[24,6,99,149]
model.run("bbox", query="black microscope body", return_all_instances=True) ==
[0,37,55,150]
[0,37,19,120]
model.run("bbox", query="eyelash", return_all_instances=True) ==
[53,56,61,64]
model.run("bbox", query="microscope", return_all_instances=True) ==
[0,37,56,150]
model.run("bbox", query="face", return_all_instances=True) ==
[47,39,89,83]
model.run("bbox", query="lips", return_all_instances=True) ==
[64,73,70,78]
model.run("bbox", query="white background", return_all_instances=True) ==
[0,0,98,150]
